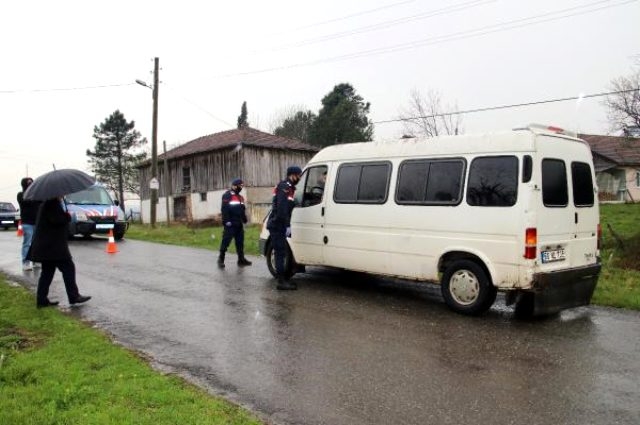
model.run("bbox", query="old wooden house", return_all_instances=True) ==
[138,127,319,223]
[581,133,640,203]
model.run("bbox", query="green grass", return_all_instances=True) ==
[127,205,640,311]
[0,277,262,425]
[126,223,262,256]
[595,203,640,310]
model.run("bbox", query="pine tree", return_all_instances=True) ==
[237,101,249,129]
[309,83,373,147]
[87,110,147,211]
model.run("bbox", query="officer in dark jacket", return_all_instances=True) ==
[17,177,41,270]
[28,198,91,308]
[218,178,252,268]
[267,166,302,290]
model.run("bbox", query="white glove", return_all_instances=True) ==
[225,221,232,227]
[286,226,292,237]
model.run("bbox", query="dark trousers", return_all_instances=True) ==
[269,226,287,277]
[220,223,245,256]
[37,258,80,304]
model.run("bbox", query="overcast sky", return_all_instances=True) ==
[1,0,638,203]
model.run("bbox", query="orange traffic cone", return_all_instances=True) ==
[105,229,118,254]
[16,220,24,237]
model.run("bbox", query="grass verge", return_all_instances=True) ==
[0,276,262,425]
[126,223,262,256]
[127,204,640,311]
[596,203,640,310]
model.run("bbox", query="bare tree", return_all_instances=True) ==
[605,68,640,136]
[269,104,317,143]
[269,104,307,133]
[399,89,463,138]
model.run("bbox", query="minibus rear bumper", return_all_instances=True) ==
[525,263,601,316]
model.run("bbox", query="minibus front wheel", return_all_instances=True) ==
[265,240,296,279]
[441,260,497,315]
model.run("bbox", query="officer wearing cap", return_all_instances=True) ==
[218,178,252,268]
[267,165,302,289]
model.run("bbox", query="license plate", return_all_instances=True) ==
[96,223,114,229]
[541,248,566,263]
[1,220,13,224]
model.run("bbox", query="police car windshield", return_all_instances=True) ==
[65,186,113,205]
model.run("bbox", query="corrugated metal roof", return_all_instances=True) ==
[580,134,640,166]
[159,127,319,162]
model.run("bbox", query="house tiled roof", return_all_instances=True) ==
[159,127,319,161]
[580,134,640,166]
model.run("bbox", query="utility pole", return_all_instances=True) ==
[163,140,170,225]
[150,57,159,228]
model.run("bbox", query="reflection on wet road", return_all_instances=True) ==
[1,233,639,425]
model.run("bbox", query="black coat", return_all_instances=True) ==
[267,179,297,229]
[28,199,72,262]
[16,191,41,225]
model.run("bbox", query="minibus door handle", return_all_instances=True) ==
[575,212,578,224]
[321,207,325,216]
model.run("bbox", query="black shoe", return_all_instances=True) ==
[237,257,252,266]
[37,300,60,308]
[276,278,297,290]
[71,295,91,305]
[217,259,225,268]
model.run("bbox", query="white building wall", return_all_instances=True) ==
[141,189,260,223]
[190,190,226,220]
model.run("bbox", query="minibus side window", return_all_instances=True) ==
[334,165,360,202]
[425,161,464,203]
[358,164,390,202]
[541,159,568,207]
[396,159,464,205]
[522,155,533,183]
[300,166,328,208]
[396,162,428,203]
[466,156,518,207]
[335,162,391,204]
[571,162,594,207]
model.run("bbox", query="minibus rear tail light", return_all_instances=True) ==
[524,228,537,259]
[597,223,602,250]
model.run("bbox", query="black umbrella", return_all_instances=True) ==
[24,169,95,201]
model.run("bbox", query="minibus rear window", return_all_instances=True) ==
[466,156,518,207]
[335,162,391,204]
[542,159,568,207]
[571,162,594,207]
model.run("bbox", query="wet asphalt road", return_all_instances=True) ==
[1,231,639,425]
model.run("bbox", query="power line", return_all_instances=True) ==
[374,88,640,124]
[268,0,419,35]
[265,0,494,52]
[163,83,235,128]
[211,0,636,79]
[0,82,135,94]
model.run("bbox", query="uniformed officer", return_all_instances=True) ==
[218,178,252,268]
[267,165,302,290]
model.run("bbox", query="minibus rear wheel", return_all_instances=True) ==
[265,241,295,279]
[441,260,497,315]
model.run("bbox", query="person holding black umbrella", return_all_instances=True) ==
[25,169,94,308]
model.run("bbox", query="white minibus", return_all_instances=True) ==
[259,125,601,316]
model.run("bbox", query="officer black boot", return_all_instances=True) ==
[237,255,252,266]
[276,275,297,290]
[217,252,225,268]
